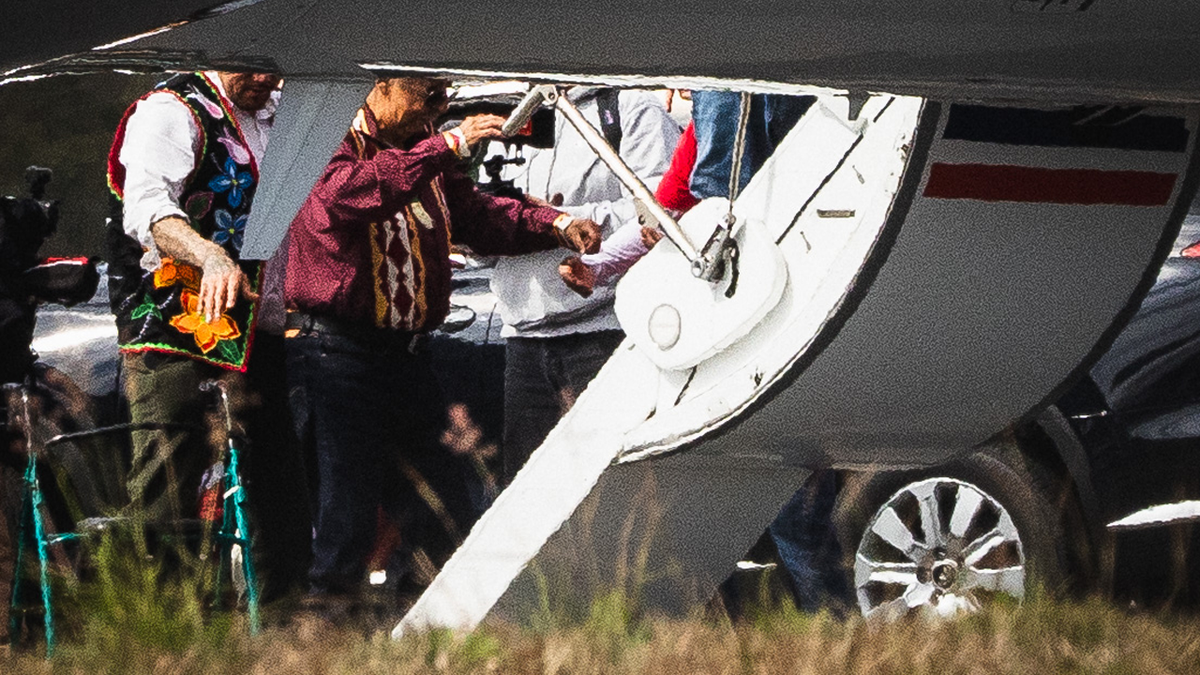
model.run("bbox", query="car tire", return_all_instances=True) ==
[832,442,1071,620]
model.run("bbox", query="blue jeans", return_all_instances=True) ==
[689,91,815,200]
[768,470,850,612]
[286,329,475,595]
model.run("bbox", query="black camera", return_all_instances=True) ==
[0,166,59,278]
[0,168,98,384]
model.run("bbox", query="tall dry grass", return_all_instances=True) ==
[5,567,1200,674]
[6,406,1200,673]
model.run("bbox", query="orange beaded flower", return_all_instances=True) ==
[168,290,240,353]
[154,258,202,290]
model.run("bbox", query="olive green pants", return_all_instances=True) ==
[123,340,312,599]
[123,352,241,523]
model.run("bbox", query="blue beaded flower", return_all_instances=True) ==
[208,158,254,209]
[212,209,247,252]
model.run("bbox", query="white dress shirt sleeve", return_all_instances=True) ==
[118,91,203,270]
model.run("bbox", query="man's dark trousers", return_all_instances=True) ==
[501,329,624,484]
[287,328,475,595]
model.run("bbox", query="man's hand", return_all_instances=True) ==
[558,256,595,298]
[457,114,507,149]
[199,251,258,323]
[556,218,602,254]
[640,225,663,249]
[151,215,258,323]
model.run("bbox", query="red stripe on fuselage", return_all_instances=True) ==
[924,163,1177,206]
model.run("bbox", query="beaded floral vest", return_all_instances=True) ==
[106,72,262,371]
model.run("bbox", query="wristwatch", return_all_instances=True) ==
[442,127,471,159]
[553,213,575,247]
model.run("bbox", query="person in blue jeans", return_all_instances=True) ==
[768,470,850,613]
[688,90,814,199]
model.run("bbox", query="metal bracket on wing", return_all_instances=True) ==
[690,91,753,286]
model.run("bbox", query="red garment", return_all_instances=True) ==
[654,121,699,213]
[286,107,562,332]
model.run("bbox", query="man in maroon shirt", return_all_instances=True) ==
[285,77,600,609]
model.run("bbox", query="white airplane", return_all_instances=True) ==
[6,0,1200,628]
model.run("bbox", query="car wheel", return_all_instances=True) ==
[833,445,1069,620]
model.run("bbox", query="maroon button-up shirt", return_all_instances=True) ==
[286,107,562,332]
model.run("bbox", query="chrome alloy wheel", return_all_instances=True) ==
[853,477,1026,620]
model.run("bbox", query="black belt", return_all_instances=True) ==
[285,311,428,354]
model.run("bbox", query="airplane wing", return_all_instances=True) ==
[7,1,1200,103]
[0,1,203,73]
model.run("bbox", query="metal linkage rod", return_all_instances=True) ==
[727,91,752,206]
[552,93,700,262]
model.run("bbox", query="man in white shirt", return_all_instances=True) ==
[488,87,679,483]
[106,71,309,597]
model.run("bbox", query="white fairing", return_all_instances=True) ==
[241,76,374,259]
[618,96,919,458]
[397,95,922,635]
[616,198,788,371]
[401,96,1200,635]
